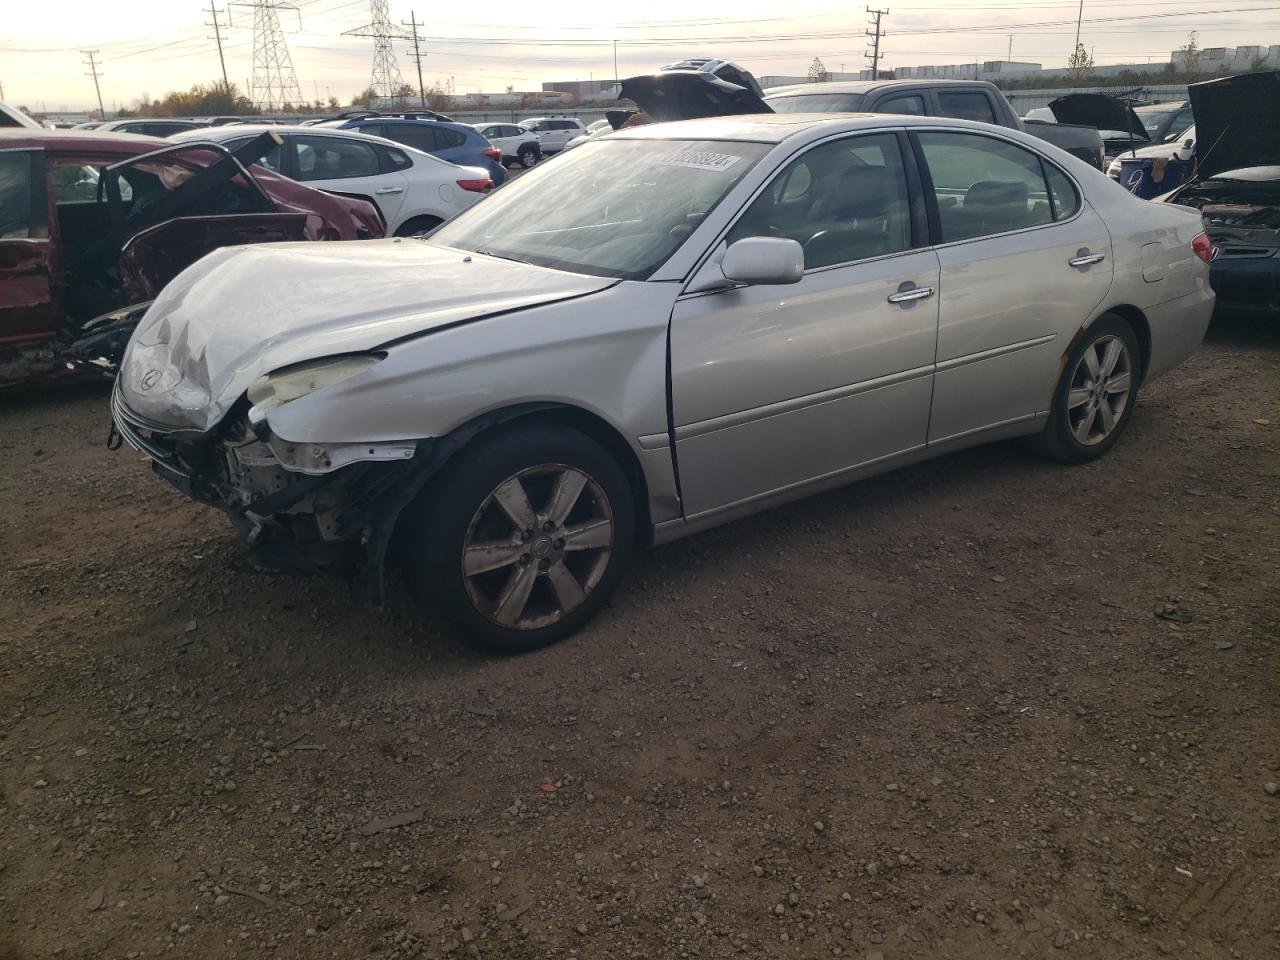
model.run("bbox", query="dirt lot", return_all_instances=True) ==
[2,316,1278,960]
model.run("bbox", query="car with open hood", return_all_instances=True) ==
[0,129,384,388]
[112,112,1213,654]
[1160,71,1280,313]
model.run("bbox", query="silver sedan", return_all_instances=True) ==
[113,113,1215,653]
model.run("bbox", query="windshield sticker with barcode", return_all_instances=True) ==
[661,149,743,173]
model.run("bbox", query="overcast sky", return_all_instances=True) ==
[4,0,1277,111]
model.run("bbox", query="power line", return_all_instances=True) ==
[81,49,105,116]
[866,7,889,79]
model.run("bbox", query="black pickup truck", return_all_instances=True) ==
[764,79,1106,170]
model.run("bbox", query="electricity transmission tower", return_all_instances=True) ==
[865,7,889,81]
[82,50,105,117]
[231,1,304,111]
[345,0,413,101]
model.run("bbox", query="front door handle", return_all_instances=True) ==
[1068,252,1106,268]
[375,186,405,195]
[887,285,935,304]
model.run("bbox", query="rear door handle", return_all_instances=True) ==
[375,186,404,195]
[887,285,935,304]
[1068,252,1106,268]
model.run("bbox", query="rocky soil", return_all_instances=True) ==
[1,316,1277,959]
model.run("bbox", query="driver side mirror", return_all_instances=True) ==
[721,237,805,286]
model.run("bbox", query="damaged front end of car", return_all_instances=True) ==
[110,364,441,606]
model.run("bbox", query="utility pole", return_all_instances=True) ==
[1073,0,1084,55]
[865,8,888,81]
[81,50,105,117]
[1007,35,1013,61]
[401,10,427,108]
[207,2,230,88]
[613,39,618,88]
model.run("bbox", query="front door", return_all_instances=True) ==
[912,130,1115,443]
[0,148,59,354]
[670,132,941,519]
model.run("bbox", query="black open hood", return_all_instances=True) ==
[1189,70,1280,180]
[618,71,774,123]
[1047,93,1149,141]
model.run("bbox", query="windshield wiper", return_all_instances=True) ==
[473,246,530,266]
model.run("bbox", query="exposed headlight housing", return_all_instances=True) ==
[247,354,382,413]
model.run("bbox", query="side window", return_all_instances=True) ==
[1043,162,1079,221]
[1170,106,1194,137]
[527,122,544,132]
[358,123,388,140]
[917,131,1055,241]
[438,127,467,147]
[936,91,997,125]
[727,133,914,269]
[390,125,438,152]
[384,147,413,171]
[0,152,38,238]
[292,136,380,180]
[49,161,101,203]
[877,94,925,116]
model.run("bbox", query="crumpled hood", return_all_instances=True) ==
[119,239,616,431]
[1190,70,1280,180]
[1047,93,1150,141]
[620,71,773,122]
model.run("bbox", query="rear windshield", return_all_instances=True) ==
[430,138,770,280]
[767,93,867,113]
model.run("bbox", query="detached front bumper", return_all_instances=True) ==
[111,380,439,603]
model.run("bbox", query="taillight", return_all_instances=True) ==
[483,148,503,160]
[1191,231,1217,263]
[457,178,494,193]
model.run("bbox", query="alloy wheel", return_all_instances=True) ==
[1066,334,1133,446]
[461,464,614,630]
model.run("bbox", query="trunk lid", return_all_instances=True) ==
[1189,70,1280,180]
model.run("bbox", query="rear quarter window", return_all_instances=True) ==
[936,91,998,125]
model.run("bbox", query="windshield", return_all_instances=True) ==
[1134,102,1183,131]
[767,93,866,113]
[430,137,770,280]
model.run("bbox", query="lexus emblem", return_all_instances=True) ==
[139,369,161,391]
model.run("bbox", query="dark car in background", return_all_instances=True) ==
[0,129,384,388]
[333,116,508,185]
[1162,71,1280,314]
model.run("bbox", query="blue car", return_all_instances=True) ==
[337,117,508,185]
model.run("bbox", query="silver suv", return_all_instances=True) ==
[519,117,587,154]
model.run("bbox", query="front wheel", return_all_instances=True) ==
[517,144,540,168]
[403,424,635,654]
[1031,313,1141,464]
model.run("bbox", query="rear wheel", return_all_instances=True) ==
[517,144,539,168]
[1031,313,1141,463]
[394,215,443,238]
[403,424,634,654]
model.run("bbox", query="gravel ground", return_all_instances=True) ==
[1,315,1277,960]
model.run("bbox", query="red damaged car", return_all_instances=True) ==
[0,129,384,388]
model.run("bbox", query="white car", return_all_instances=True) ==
[116,113,1213,653]
[0,100,44,129]
[172,125,493,237]
[94,118,208,137]
[472,122,542,168]
[519,117,587,154]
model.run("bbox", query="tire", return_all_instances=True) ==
[403,423,635,654]
[393,215,443,238]
[1030,313,1141,464]
[517,144,539,169]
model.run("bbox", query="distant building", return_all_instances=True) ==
[541,80,621,101]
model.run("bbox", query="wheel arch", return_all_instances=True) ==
[408,401,654,543]
[1098,304,1152,383]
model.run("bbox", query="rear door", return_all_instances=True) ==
[912,128,1114,443]
[0,148,59,352]
[288,133,408,227]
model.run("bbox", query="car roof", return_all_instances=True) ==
[0,128,167,151]
[612,112,999,144]
[171,124,404,144]
[349,116,472,131]
[765,78,993,97]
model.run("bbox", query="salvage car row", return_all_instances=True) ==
[2,65,1274,654]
